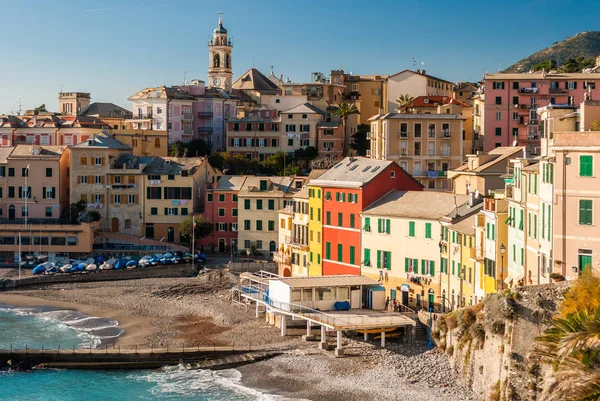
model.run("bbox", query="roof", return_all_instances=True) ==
[484,71,600,80]
[363,190,469,220]
[521,161,540,172]
[128,86,197,101]
[273,275,379,289]
[80,102,131,119]
[0,147,15,163]
[371,113,465,121]
[412,96,469,108]
[309,157,394,188]
[143,157,205,175]
[450,214,477,235]
[112,155,154,170]
[388,69,454,85]
[452,147,525,173]
[237,176,296,197]
[213,175,249,191]
[444,201,483,222]
[318,121,342,129]
[9,145,68,158]
[281,103,325,115]
[232,68,281,94]
[70,134,131,150]
[306,169,327,181]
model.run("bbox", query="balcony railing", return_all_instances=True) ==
[549,88,567,94]
[441,130,451,139]
[528,120,539,125]
[520,88,539,94]
[400,149,408,156]
[183,127,193,135]
[198,126,213,133]
[182,112,193,121]
[428,130,436,138]
[285,235,308,248]
[197,111,213,118]
[272,252,290,265]
[128,113,153,120]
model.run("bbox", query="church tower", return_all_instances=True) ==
[208,12,232,92]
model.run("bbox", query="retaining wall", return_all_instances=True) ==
[228,262,277,274]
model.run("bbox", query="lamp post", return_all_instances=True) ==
[500,243,506,290]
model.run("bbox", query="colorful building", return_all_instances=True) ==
[360,191,468,311]
[384,69,454,113]
[307,182,324,276]
[309,157,423,276]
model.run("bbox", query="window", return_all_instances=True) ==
[414,123,422,138]
[8,167,14,177]
[425,223,432,239]
[325,242,331,259]
[337,244,343,262]
[46,168,52,177]
[165,207,177,216]
[268,220,275,231]
[244,220,251,230]
[95,176,102,184]
[256,220,263,231]
[207,193,213,202]
[232,208,238,217]
[377,218,391,234]
[326,211,331,225]
[495,96,502,105]
[181,208,188,215]
[493,82,505,90]
[363,248,371,267]
[350,214,355,228]
[495,127,502,136]
[95,157,103,166]
[580,155,593,177]
[128,194,135,204]
[268,199,275,210]
[579,200,593,225]
[45,207,52,217]
[256,200,263,210]
[244,199,250,210]
[124,219,132,229]
[495,112,502,121]
[338,212,343,226]
[408,221,415,237]
[218,208,225,217]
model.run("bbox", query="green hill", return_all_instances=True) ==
[503,31,600,73]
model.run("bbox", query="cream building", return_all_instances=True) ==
[384,69,454,113]
[361,191,468,311]
[369,113,465,190]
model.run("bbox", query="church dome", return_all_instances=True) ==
[214,21,227,34]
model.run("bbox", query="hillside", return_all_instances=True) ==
[504,31,600,73]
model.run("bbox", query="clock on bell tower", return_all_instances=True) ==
[208,12,232,92]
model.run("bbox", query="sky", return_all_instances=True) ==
[1,0,599,114]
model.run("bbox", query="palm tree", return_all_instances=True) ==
[533,307,600,401]
[332,101,359,157]
[395,94,415,113]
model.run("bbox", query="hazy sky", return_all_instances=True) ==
[1,0,599,114]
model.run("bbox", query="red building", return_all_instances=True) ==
[310,157,423,275]
[200,175,249,253]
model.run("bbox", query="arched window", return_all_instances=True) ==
[225,54,231,68]
[213,53,220,68]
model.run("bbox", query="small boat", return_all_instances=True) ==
[138,255,152,268]
[171,254,183,264]
[73,263,86,273]
[59,264,73,273]
[100,258,117,270]
[183,253,194,262]
[45,264,58,274]
[32,263,48,275]
[113,258,128,270]
[85,263,98,272]
[126,259,137,269]
[160,253,173,265]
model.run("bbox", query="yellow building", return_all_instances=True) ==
[112,129,169,157]
[307,184,323,276]
[440,199,483,311]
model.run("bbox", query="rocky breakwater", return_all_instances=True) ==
[434,283,570,401]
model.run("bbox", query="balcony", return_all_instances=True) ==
[197,111,213,118]
[272,252,290,265]
[426,170,444,178]
[399,149,408,156]
[527,134,539,141]
[471,247,485,261]
[520,88,539,94]
[284,235,309,250]
[198,126,213,133]
[182,112,193,121]
[549,87,567,94]
[183,127,193,135]
[127,113,153,121]
[441,130,451,139]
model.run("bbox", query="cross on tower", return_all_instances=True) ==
[218,11,223,23]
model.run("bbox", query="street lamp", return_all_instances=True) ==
[499,243,506,290]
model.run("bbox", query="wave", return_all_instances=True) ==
[0,303,123,348]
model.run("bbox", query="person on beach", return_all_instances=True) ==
[385,297,390,311]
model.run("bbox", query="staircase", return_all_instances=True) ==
[414,322,428,343]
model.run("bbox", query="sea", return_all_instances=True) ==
[0,304,275,401]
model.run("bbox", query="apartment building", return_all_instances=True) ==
[237,176,304,256]
[329,69,387,123]
[369,112,464,190]
[308,157,423,276]
[316,118,345,159]
[385,69,455,113]
[225,109,280,161]
[482,71,600,154]
[453,83,478,106]
[360,191,468,311]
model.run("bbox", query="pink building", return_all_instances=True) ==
[200,175,249,253]
[483,71,600,155]
[551,132,600,280]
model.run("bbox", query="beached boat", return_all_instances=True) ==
[126,259,137,269]
[138,255,152,268]
[59,264,73,273]
[32,263,49,275]
[171,254,183,264]
[45,264,58,274]
[72,263,87,273]
[85,263,98,272]
[100,258,117,270]
[113,258,128,270]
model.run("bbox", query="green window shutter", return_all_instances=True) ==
[425,223,431,239]
[492,224,495,240]
[528,212,531,236]
[547,205,551,239]
[385,219,390,234]
[452,231,456,242]
[325,242,331,259]
[268,199,275,210]
[385,252,391,270]
[430,261,435,276]
[519,210,524,230]
[350,246,355,265]
[256,200,263,210]
[350,214,355,228]
[326,211,331,225]
[421,260,426,275]
[534,174,538,194]
[409,221,415,237]
[405,258,409,272]
[337,244,343,262]
[579,200,593,225]
[549,164,554,184]
[338,212,343,227]
[378,219,383,233]
[364,248,371,265]
[580,155,593,177]
[542,206,545,239]
[486,223,489,239]
[244,199,250,210]
[413,259,418,272]
[364,217,370,231]
[342,193,345,202]
[310,252,313,262]
[310,207,313,220]
[521,248,524,265]
[452,260,455,275]
[377,250,381,268]
[317,254,321,264]
[268,220,275,231]
[317,208,321,221]
[534,214,538,239]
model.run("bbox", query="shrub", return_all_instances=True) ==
[489,381,501,401]
[471,323,486,345]
[447,345,454,356]
[432,330,440,340]
[446,313,458,330]
[560,270,600,318]
[550,272,565,280]
[461,307,477,329]
[491,320,506,335]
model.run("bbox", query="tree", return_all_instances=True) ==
[60,200,101,223]
[35,104,48,113]
[590,120,600,131]
[351,123,370,156]
[208,152,226,170]
[332,101,359,157]
[185,139,210,157]
[180,216,213,242]
[395,94,415,113]
[532,59,557,71]
[169,141,185,157]
[309,155,340,170]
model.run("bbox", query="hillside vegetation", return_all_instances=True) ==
[504,31,600,73]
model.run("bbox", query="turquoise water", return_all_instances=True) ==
[0,306,272,400]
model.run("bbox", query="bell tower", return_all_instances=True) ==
[208,12,232,91]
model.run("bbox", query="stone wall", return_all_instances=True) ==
[435,283,570,400]
[228,261,277,274]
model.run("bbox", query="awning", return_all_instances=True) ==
[504,271,525,285]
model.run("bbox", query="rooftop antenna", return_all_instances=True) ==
[59,84,63,93]
[412,57,416,68]
[17,96,23,116]
[183,70,189,85]
[270,65,274,75]
[498,63,502,72]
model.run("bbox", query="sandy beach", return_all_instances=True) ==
[0,269,473,400]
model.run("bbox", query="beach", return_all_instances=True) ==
[0,269,473,400]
